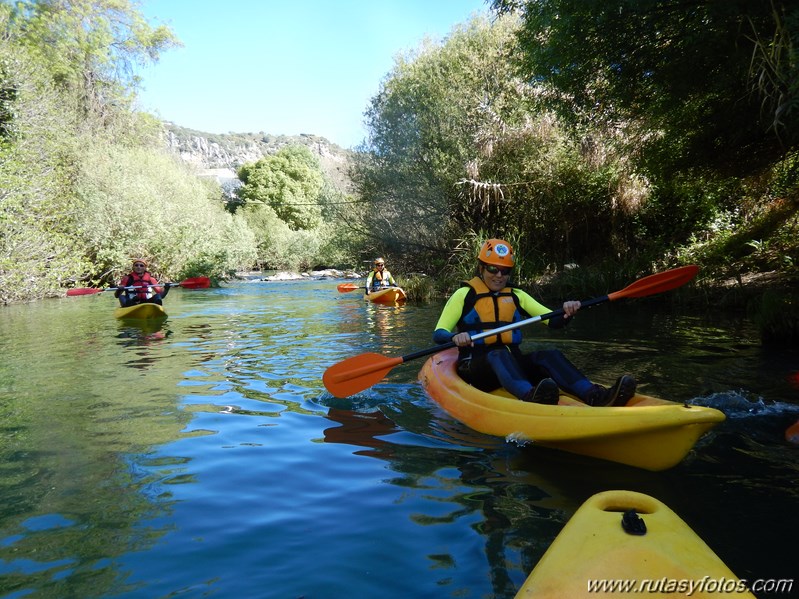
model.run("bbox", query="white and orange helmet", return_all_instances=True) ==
[477,239,515,268]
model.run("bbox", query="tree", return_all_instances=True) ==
[351,13,640,274]
[5,0,180,126]
[0,0,257,301]
[1,6,90,302]
[237,145,325,231]
[352,15,539,261]
[492,0,799,175]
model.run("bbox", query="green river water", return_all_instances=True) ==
[0,278,797,598]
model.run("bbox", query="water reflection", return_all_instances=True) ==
[323,408,401,458]
[116,320,171,342]
[115,319,173,370]
[318,379,799,597]
[332,296,411,358]
[320,401,578,597]
[333,296,365,336]
[364,303,407,340]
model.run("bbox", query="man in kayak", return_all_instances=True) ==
[432,239,636,405]
[114,259,169,307]
[365,257,397,295]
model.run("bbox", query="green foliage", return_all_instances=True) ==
[311,181,370,270]
[770,149,799,197]
[237,145,324,230]
[749,290,799,345]
[401,275,435,303]
[0,27,89,303]
[747,2,799,138]
[243,207,340,272]
[673,196,799,279]
[5,0,180,118]
[499,0,798,174]
[0,0,259,303]
[234,144,360,270]
[72,143,257,283]
[353,13,641,275]
[666,150,799,281]
[353,15,533,259]
[476,126,632,266]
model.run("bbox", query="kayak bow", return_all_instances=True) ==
[516,490,755,598]
[113,303,167,320]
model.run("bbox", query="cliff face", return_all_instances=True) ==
[162,122,354,192]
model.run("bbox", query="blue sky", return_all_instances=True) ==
[137,0,489,149]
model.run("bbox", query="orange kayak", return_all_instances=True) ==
[418,348,725,471]
[365,287,406,304]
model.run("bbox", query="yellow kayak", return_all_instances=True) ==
[418,348,725,471]
[365,287,406,304]
[516,490,755,598]
[114,303,167,320]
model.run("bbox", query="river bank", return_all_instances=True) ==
[234,268,361,282]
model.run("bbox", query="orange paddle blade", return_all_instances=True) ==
[178,276,211,289]
[66,287,107,296]
[786,419,799,445]
[323,353,404,398]
[337,283,362,293]
[608,265,698,301]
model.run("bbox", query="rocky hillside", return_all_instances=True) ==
[162,122,355,194]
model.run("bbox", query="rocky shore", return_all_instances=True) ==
[236,269,362,282]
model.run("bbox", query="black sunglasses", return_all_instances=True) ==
[133,263,146,267]
[483,264,512,276]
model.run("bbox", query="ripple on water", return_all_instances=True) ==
[1,282,798,599]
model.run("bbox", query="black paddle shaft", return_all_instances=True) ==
[399,294,611,364]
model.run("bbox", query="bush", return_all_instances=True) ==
[73,143,257,283]
[749,290,799,345]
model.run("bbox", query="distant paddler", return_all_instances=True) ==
[365,257,398,296]
[115,258,169,307]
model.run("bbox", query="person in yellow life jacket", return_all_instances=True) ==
[432,239,637,405]
[365,257,397,295]
[114,259,169,307]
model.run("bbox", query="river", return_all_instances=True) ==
[0,278,797,598]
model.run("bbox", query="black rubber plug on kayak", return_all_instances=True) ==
[621,509,647,535]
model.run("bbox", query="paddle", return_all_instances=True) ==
[323,265,699,398]
[67,276,211,296]
[337,283,365,292]
[338,282,402,293]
